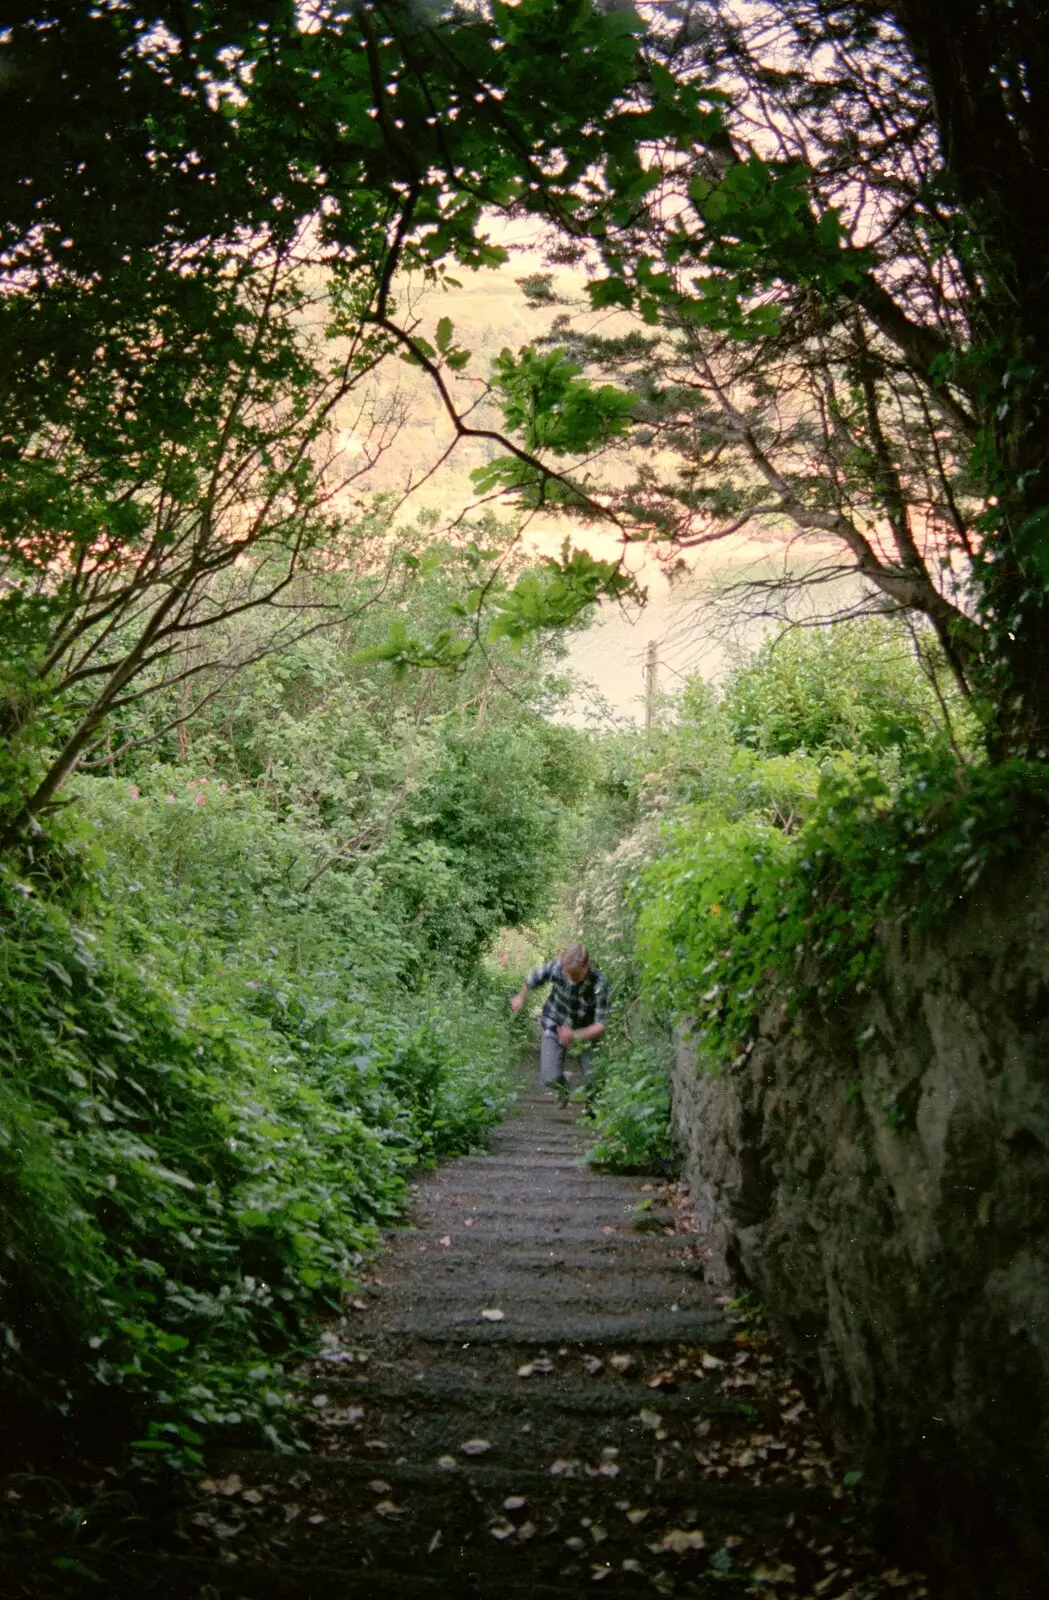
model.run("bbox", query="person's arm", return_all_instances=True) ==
[510,960,555,1013]
[559,1019,605,1043]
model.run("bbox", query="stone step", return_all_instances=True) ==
[383,1244,707,1272]
[154,1447,835,1599]
[407,1192,671,1217]
[384,1218,685,1247]
[362,1308,729,1344]
[301,1373,772,1422]
[353,1262,713,1299]
[298,1403,778,1477]
[92,1553,727,1598]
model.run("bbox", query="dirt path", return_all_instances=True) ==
[107,1067,931,1598]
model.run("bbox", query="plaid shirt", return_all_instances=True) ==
[526,959,610,1038]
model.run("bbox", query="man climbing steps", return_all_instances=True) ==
[510,941,609,1102]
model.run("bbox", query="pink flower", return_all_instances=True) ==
[129,785,140,799]
[195,794,206,805]
[166,793,176,803]
[187,779,197,788]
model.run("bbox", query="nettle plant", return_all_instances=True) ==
[637,753,1049,1069]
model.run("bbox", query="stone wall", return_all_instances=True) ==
[670,844,1049,1598]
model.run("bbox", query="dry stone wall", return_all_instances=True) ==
[670,843,1049,1598]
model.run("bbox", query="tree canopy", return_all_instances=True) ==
[3,0,1049,845]
[502,0,1049,750]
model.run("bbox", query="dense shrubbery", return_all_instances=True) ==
[0,544,589,1464]
[584,1030,673,1174]
[572,618,1029,1162]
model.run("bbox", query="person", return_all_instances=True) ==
[510,942,609,1099]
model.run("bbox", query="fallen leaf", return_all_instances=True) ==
[517,1521,536,1541]
[460,1438,491,1456]
[519,1356,554,1376]
[438,1236,451,1247]
[373,1500,404,1518]
[622,1559,643,1574]
[464,1217,474,1227]
[626,1508,649,1525]
[345,1406,365,1423]
[490,1521,515,1540]
[504,1496,527,1511]
[241,1489,263,1505]
[348,1298,368,1312]
[367,1479,391,1494]
[582,1355,604,1375]
[428,1530,442,1554]
[646,1370,675,1389]
[550,1458,580,1477]
[700,1352,725,1371]
[609,1354,636,1375]
[597,1462,620,1478]
[481,1308,505,1322]
[283,1503,301,1524]
[311,1393,330,1409]
[656,1529,706,1554]
[591,1524,608,1545]
[436,1455,458,1471]
[213,1475,243,1497]
[565,1537,587,1553]
[752,1562,796,1583]
[307,1513,326,1525]
[638,1409,662,1429]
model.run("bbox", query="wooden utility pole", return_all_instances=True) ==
[644,639,658,730]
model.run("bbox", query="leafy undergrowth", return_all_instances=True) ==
[585,1031,675,1174]
[0,781,516,1478]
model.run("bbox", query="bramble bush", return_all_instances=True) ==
[639,752,1049,1063]
[0,792,513,1466]
[571,618,1033,1141]
[584,1029,674,1175]
[0,550,588,1466]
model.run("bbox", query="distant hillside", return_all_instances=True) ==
[320,260,850,720]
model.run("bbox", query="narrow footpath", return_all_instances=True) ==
[127,1070,931,1598]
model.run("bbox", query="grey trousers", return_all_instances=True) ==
[540,1032,591,1086]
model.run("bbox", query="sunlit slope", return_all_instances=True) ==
[327,265,849,717]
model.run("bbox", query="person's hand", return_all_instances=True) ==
[510,992,525,1014]
[556,1024,574,1045]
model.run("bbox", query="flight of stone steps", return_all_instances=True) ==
[81,1072,930,1598]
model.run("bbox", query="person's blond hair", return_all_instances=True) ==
[560,942,590,973]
